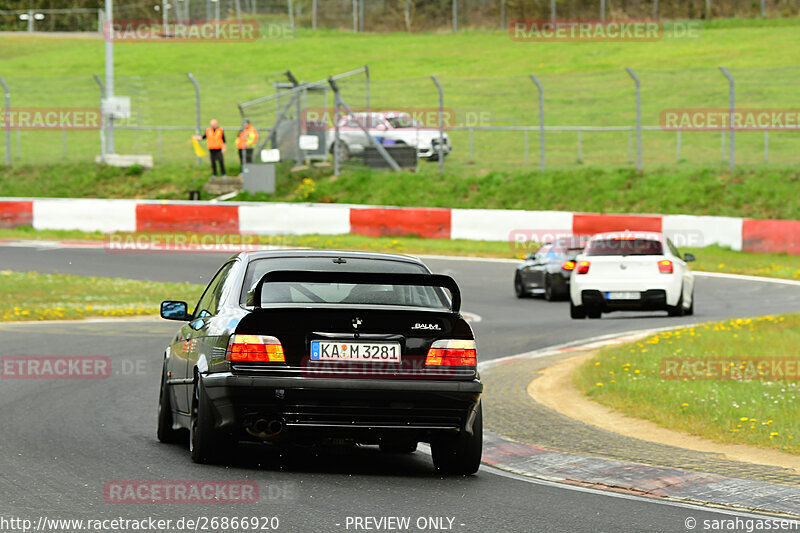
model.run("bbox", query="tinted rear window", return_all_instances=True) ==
[585,239,663,256]
[240,257,445,308]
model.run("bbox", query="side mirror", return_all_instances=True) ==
[684,253,696,262]
[160,300,191,321]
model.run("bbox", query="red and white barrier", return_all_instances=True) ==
[0,197,797,255]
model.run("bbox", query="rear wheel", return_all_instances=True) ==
[570,301,586,319]
[514,273,528,299]
[431,403,482,476]
[330,140,350,161]
[668,287,686,317]
[190,378,234,464]
[544,275,556,301]
[685,291,695,316]
[156,362,182,444]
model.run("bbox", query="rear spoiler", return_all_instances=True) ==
[251,270,461,313]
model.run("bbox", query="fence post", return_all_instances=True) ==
[705,0,712,19]
[333,87,341,176]
[365,64,370,115]
[0,77,10,166]
[601,0,605,23]
[626,68,643,171]
[529,74,545,170]
[551,0,556,23]
[187,73,202,166]
[405,0,411,31]
[288,0,295,32]
[719,66,735,171]
[500,0,505,30]
[452,0,458,32]
[653,0,659,20]
[359,0,365,32]
[761,0,766,17]
[312,0,318,29]
[431,75,445,174]
[92,74,106,162]
[352,0,357,32]
[628,130,632,163]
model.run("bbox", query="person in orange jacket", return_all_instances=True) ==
[193,119,227,177]
[236,120,259,170]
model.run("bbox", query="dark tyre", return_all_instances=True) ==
[570,301,586,319]
[157,362,183,444]
[685,291,694,316]
[587,309,602,319]
[544,275,556,301]
[431,403,482,475]
[668,288,685,317]
[514,273,528,299]
[190,378,234,464]
[330,140,350,161]
[379,439,418,454]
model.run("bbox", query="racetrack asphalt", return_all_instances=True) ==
[1,244,799,532]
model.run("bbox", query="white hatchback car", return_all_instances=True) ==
[569,231,695,319]
[326,111,452,161]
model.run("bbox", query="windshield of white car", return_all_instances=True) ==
[385,116,419,128]
[585,238,664,256]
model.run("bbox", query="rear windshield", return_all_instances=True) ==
[585,238,663,256]
[241,257,448,309]
[549,237,588,255]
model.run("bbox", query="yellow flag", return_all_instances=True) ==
[191,137,206,157]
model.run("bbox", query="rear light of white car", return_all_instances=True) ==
[226,334,286,363]
[576,261,591,275]
[562,260,576,271]
[425,339,477,367]
[658,260,674,274]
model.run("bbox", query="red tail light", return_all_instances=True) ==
[658,260,674,274]
[425,339,477,367]
[226,334,286,362]
[576,261,591,275]
[562,260,576,271]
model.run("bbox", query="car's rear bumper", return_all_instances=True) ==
[579,289,668,311]
[201,372,483,442]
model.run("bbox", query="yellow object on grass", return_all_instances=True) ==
[191,137,206,157]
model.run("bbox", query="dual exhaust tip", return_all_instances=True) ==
[249,418,284,437]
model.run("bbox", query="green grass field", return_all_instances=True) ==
[574,314,800,454]
[2,161,797,221]
[0,269,202,321]
[1,19,799,168]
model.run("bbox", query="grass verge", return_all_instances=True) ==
[573,314,800,454]
[0,270,202,321]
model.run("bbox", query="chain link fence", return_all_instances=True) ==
[1,1,799,34]
[1,65,799,170]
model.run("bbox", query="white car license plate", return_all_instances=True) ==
[606,291,640,300]
[310,341,401,362]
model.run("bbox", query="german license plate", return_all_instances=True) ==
[606,291,640,300]
[310,341,401,362]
